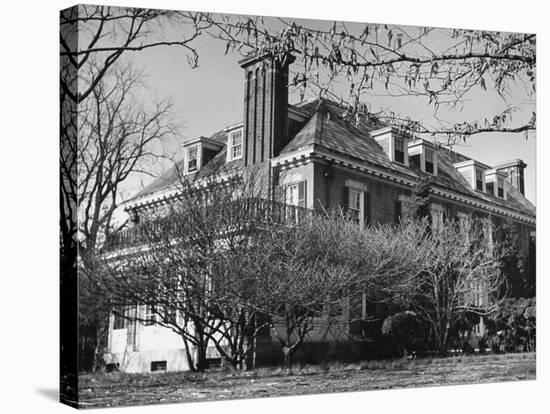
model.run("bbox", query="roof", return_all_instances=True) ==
[125,99,535,220]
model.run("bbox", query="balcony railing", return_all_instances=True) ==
[103,198,317,252]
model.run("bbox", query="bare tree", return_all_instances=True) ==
[200,14,535,144]
[60,5,210,104]
[397,217,509,356]
[60,5,210,377]
[60,4,209,269]
[76,62,176,371]
[99,168,276,371]
[77,63,175,255]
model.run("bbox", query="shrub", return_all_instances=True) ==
[486,297,536,352]
[381,311,423,357]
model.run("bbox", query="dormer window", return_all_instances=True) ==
[425,149,435,174]
[182,136,224,175]
[187,144,199,173]
[484,169,507,199]
[371,127,409,166]
[394,137,405,164]
[475,169,483,191]
[454,160,487,192]
[228,130,243,161]
[497,178,504,198]
[408,139,437,175]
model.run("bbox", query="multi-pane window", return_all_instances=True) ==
[151,361,167,372]
[285,182,306,207]
[348,189,362,222]
[475,169,483,191]
[394,138,405,163]
[144,304,155,326]
[497,178,504,198]
[163,306,177,324]
[113,306,126,330]
[187,145,199,172]
[425,149,434,174]
[229,130,243,160]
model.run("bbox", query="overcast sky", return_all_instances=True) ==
[119,13,536,204]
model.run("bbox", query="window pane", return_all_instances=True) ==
[298,181,305,207]
[348,189,361,211]
[285,184,297,205]
[425,149,434,162]
[476,179,483,191]
[230,131,243,159]
[188,145,199,172]
[113,307,125,330]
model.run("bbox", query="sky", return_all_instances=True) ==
[120,14,536,204]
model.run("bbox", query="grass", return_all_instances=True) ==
[78,352,535,408]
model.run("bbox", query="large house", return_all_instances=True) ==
[103,53,536,373]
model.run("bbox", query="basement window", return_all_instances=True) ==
[151,361,167,372]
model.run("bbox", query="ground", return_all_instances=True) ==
[78,353,535,408]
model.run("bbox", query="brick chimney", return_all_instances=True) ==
[239,53,295,166]
[495,159,527,195]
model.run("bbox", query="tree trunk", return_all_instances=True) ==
[437,321,451,357]
[91,316,108,372]
[282,345,293,370]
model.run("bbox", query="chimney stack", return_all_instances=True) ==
[239,53,295,166]
[495,159,527,195]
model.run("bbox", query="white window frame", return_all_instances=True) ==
[497,178,505,199]
[285,181,306,208]
[475,168,484,191]
[187,144,200,173]
[425,148,435,174]
[348,187,365,227]
[228,129,243,161]
[394,137,406,164]
[113,306,126,330]
[144,304,156,326]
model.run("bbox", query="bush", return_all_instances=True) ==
[381,311,423,357]
[486,297,536,352]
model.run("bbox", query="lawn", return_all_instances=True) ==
[78,353,535,408]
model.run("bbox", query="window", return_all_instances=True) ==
[229,130,243,160]
[486,182,494,195]
[285,182,306,207]
[113,306,126,330]
[144,304,155,326]
[497,178,504,198]
[348,189,362,222]
[425,149,434,174]
[475,169,483,191]
[151,361,167,372]
[394,137,405,163]
[187,144,199,172]
[163,306,177,324]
